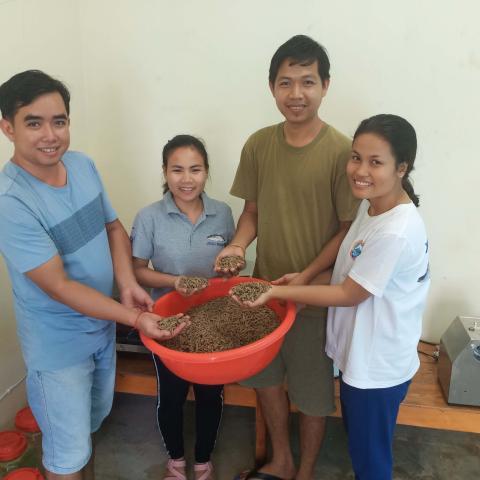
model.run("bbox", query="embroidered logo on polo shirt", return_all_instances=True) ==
[350,240,365,259]
[207,234,227,246]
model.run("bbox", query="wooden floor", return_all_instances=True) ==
[115,342,480,463]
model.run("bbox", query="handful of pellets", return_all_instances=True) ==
[216,255,245,270]
[231,281,272,303]
[162,296,279,353]
[178,276,208,294]
[157,315,184,333]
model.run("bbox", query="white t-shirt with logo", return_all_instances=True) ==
[326,200,430,389]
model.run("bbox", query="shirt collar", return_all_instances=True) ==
[164,191,217,216]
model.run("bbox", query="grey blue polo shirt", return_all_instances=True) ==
[131,191,235,300]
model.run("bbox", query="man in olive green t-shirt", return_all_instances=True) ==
[216,35,359,480]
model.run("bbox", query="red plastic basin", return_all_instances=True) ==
[140,277,296,384]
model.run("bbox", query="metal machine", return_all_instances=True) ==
[438,315,480,406]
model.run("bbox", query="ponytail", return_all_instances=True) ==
[402,176,419,207]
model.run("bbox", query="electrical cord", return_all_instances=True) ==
[0,375,26,402]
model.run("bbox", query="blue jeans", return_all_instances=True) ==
[26,337,115,474]
[340,376,411,480]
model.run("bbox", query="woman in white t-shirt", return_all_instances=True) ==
[233,114,430,480]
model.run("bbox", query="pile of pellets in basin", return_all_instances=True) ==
[231,281,271,302]
[162,296,279,353]
[178,276,208,294]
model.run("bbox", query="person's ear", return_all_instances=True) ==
[321,78,330,97]
[0,118,15,142]
[397,162,408,178]
[269,81,275,96]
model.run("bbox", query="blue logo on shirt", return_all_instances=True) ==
[207,234,227,246]
[350,240,364,259]
[418,263,430,282]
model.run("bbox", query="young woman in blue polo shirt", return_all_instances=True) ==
[131,135,235,480]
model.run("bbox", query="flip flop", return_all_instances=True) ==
[164,458,187,480]
[234,469,287,480]
[194,461,214,480]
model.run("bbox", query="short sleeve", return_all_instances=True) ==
[0,196,58,273]
[88,160,117,223]
[130,210,154,261]
[230,137,258,202]
[333,149,360,222]
[348,233,408,297]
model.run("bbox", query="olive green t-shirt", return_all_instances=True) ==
[231,122,359,284]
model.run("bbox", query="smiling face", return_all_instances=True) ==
[0,92,70,176]
[348,133,407,214]
[270,58,329,128]
[164,146,208,206]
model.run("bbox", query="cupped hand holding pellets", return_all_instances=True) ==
[137,312,190,340]
[215,255,246,276]
[214,244,246,276]
[174,276,209,297]
[230,281,273,308]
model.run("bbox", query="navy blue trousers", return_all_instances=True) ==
[340,375,411,480]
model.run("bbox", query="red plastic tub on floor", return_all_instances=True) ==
[140,277,296,384]
[3,468,44,480]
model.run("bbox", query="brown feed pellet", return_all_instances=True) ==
[178,276,209,294]
[157,315,184,333]
[162,296,279,353]
[231,281,272,302]
[216,255,245,270]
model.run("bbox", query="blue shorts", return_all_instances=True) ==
[340,376,411,480]
[26,337,116,475]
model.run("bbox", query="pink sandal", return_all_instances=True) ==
[164,458,187,480]
[194,461,214,480]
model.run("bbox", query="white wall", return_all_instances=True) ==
[0,0,86,427]
[0,0,479,418]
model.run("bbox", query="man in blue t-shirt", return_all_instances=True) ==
[0,70,188,480]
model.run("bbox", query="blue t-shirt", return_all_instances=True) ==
[131,191,235,300]
[0,151,117,370]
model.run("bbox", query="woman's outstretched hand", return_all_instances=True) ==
[229,287,273,308]
[136,312,190,340]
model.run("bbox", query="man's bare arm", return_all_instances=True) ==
[214,200,258,274]
[293,221,352,285]
[26,255,187,340]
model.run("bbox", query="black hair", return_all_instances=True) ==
[0,70,70,121]
[162,134,209,194]
[353,114,420,207]
[269,35,330,87]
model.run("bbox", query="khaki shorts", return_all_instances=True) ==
[241,308,335,417]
